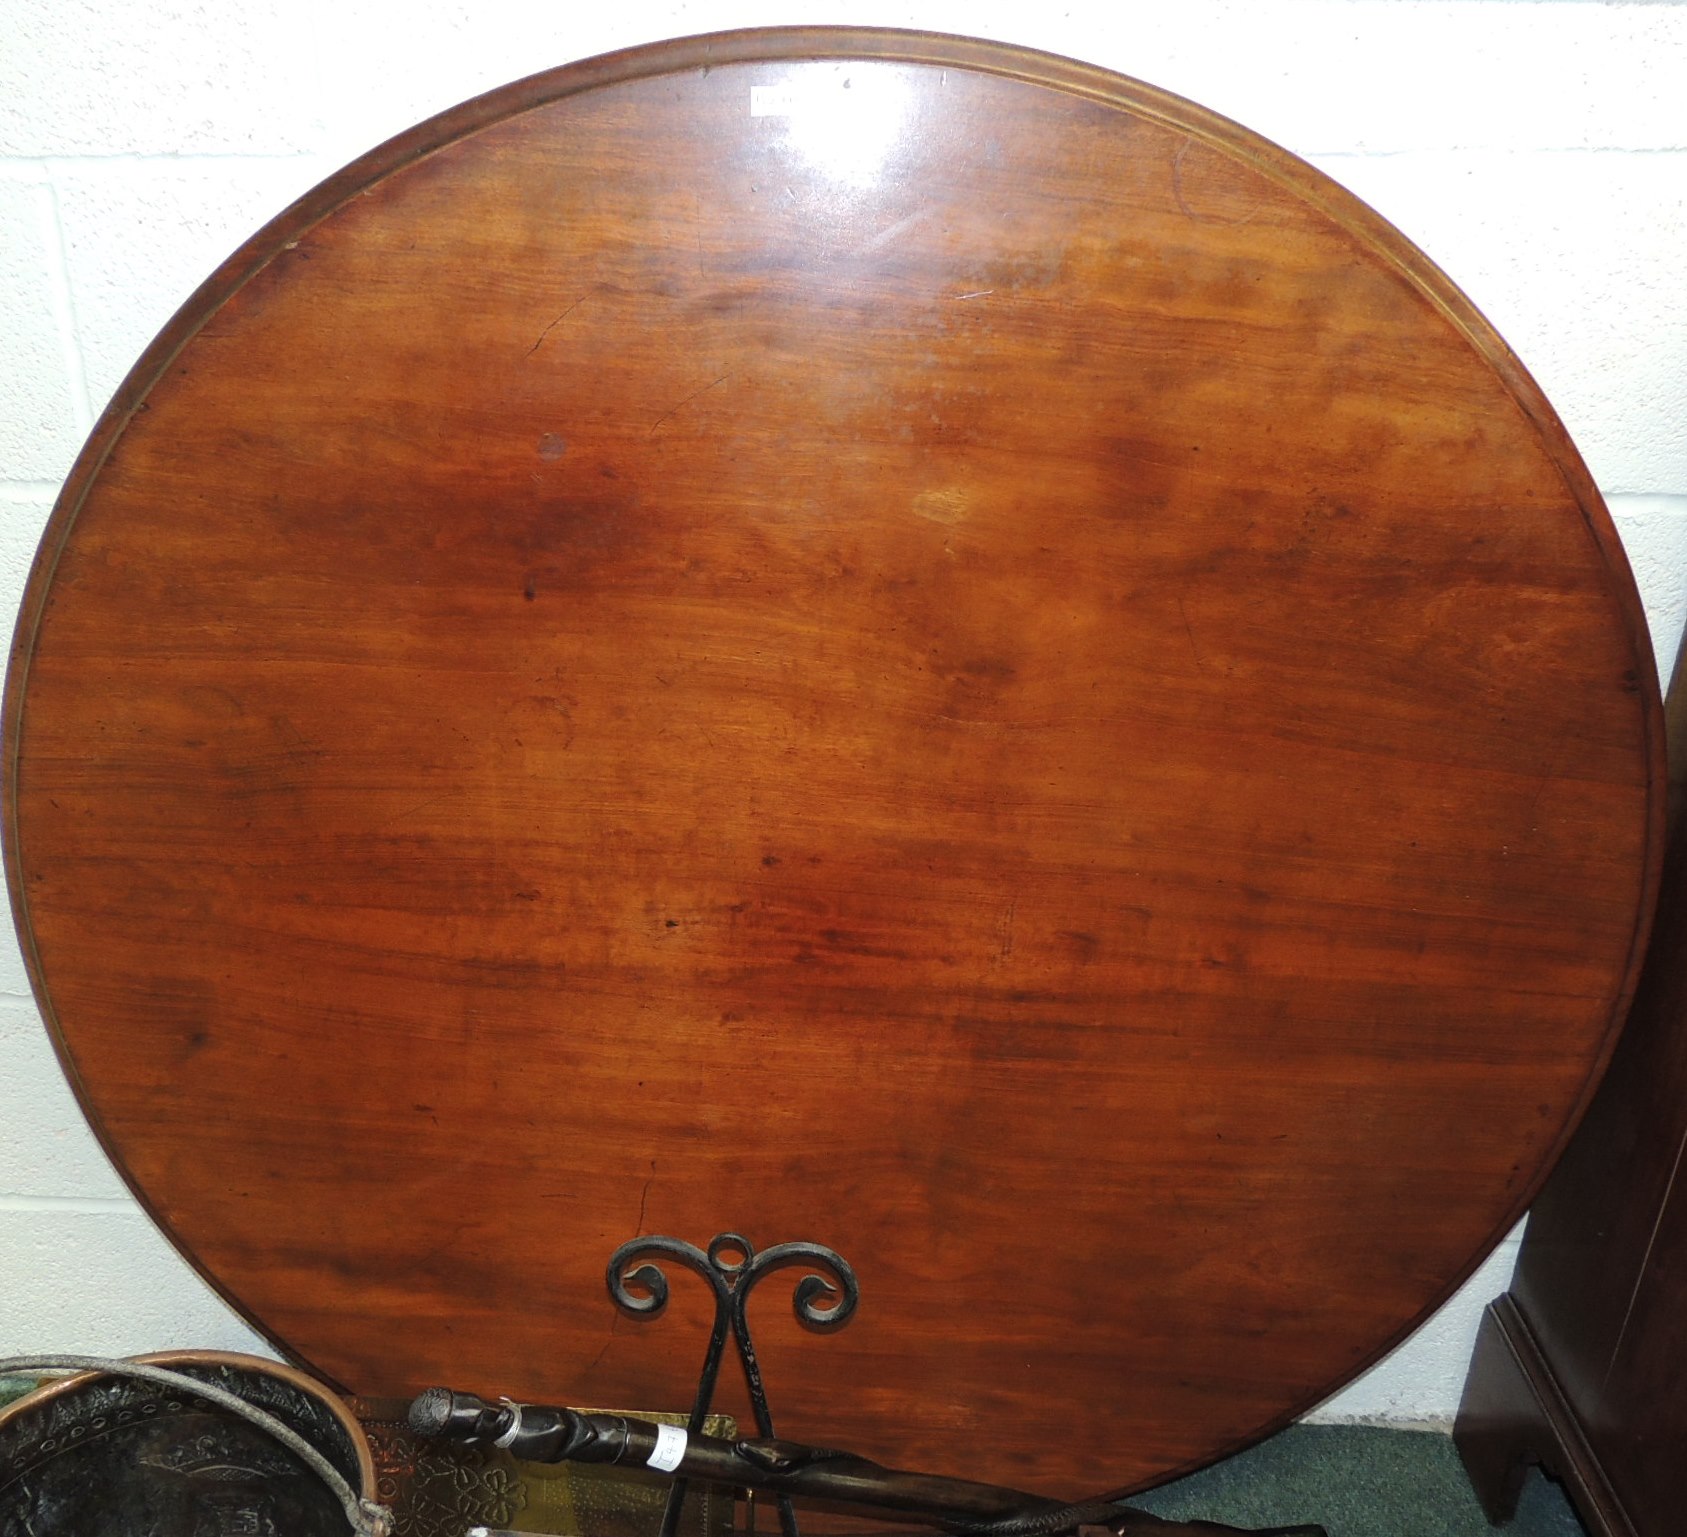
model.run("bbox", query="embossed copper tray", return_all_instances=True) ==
[0,1352,372,1534]
[3,27,1662,1500]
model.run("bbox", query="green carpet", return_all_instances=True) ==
[1129,1425,1585,1537]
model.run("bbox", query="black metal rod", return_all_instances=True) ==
[608,1418,1054,1526]
[406,1390,1323,1537]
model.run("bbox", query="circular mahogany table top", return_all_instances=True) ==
[4,29,1663,1498]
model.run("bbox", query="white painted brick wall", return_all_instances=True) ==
[2,0,1684,1428]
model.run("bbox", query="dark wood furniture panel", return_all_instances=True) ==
[1456,632,1687,1537]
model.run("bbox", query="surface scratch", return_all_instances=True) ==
[650,373,732,434]
[1171,138,1261,229]
[389,794,448,826]
[1178,596,1207,673]
[589,1162,654,1373]
[855,207,933,257]
[994,898,1017,965]
[635,1161,655,1235]
[527,292,593,358]
[588,1308,622,1371]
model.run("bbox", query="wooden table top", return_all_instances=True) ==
[3,28,1662,1499]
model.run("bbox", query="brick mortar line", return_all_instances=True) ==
[1607,493,1687,511]
[1309,144,1687,159]
[38,183,94,437]
[0,148,1681,176]
[0,153,324,174]
[0,483,64,503]
[0,1194,138,1214]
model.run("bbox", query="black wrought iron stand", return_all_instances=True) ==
[606,1231,859,1537]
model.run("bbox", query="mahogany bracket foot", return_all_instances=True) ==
[1452,1293,1634,1536]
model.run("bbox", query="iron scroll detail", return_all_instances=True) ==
[606,1233,859,1537]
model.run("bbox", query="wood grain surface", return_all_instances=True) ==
[2,29,1662,1499]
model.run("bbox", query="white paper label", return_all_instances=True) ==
[647,1423,688,1472]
